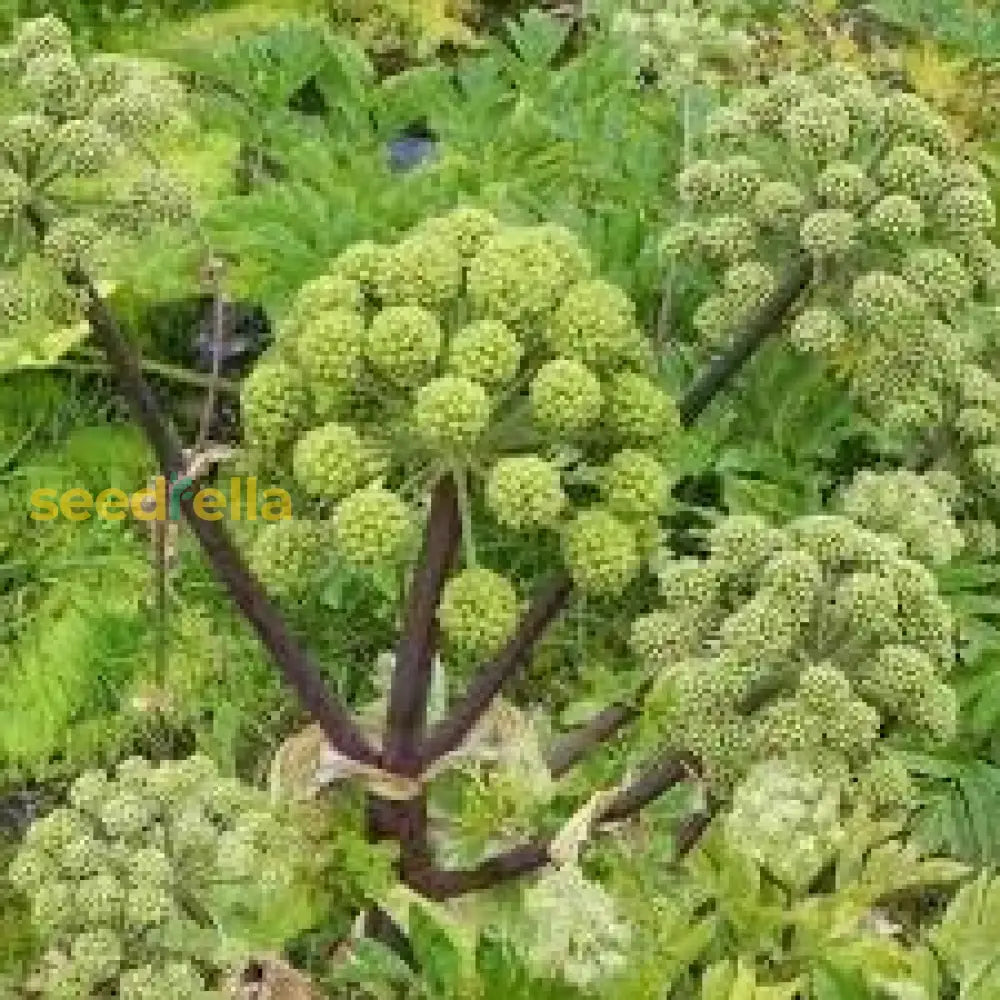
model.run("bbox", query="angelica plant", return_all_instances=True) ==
[632,467,962,800]
[243,206,680,617]
[662,62,1000,438]
[7,754,330,999]
[0,15,195,369]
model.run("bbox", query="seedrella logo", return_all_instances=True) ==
[29,474,293,522]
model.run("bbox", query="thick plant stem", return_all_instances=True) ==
[63,270,382,770]
[546,675,656,778]
[679,252,814,426]
[371,475,461,874]
[406,751,699,900]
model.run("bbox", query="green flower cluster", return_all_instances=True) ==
[610,0,752,91]
[439,568,519,659]
[0,16,190,349]
[242,209,680,598]
[633,471,959,794]
[8,755,312,1000]
[661,61,1000,431]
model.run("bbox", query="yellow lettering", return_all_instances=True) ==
[60,488,93,522]
[261,489,292,522]
[193,488,226,521]
[95,488,130,521]
[29,488,59,521]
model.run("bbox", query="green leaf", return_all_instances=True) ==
[812,961,874,1000]
[408,901,465,998]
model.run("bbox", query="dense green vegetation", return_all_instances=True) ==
[3,1,1000,997]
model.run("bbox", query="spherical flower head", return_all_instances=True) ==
[13,16,73,63]
[866,195,925,252]
[821,695,880,755]
[816,161,872,211]
[959,364,1000,409]
[544,279,642,368]
[915,682,958,742]
[601,449,668,521]
[241,357,310,451]
[798,662,852,716]
[660,220,700,259]
[696,213,757,265]
[902,247,971,315]
[291,307,366,408]
[850,271,925,330]
[937,185,996,238]
[364,305,442,387]
[629,608,703,668]
[281,275,363,340]
[334,485,415,569]
[123,879,176,929]
[467,226,585,329]
[877,144,943,202]
[718,592,800,665]
[42,215,104,272]
[22,52,87,119]
[829,570,903,644]
[329,239,384,290]
[99,790,154,840]
[880,91,954,156]
[972,445,1000,484]
[605,371,680,447]
[70,928,122,983]
[375,232,463,310]
[563,509,639,596]
[439,568,519,658]
[752,180,806,230]
[753,698,812,757]
[31,881,78,935]
[530,359,602,436]
[692,293,734,346]
[293,423,379,500]
[783,93,851,161]
[58,833,108,879]
[448,319,522,388]
[93,77,181,140]
[963,236,1000,294]
[786,514,885,571]
[722,260,775,310]
[23,806,90,854]
[789,305,848,356]
[677,158,726,209]
[963,518,999,559]
[413,375,491,456]
[246,517,333,596]
[0,167,29,224]
[763,71,816,124]
[800,209,858,258]
[119,168,193,229]
[126,847,172,887]
[678,156,764,211]
[758,549,822,609]
[708,514,782,577]
[50,117,119,176]
[415,206,502,258]
[486,454,566,531]
[534,223,593,280]
[854,753,915,814]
